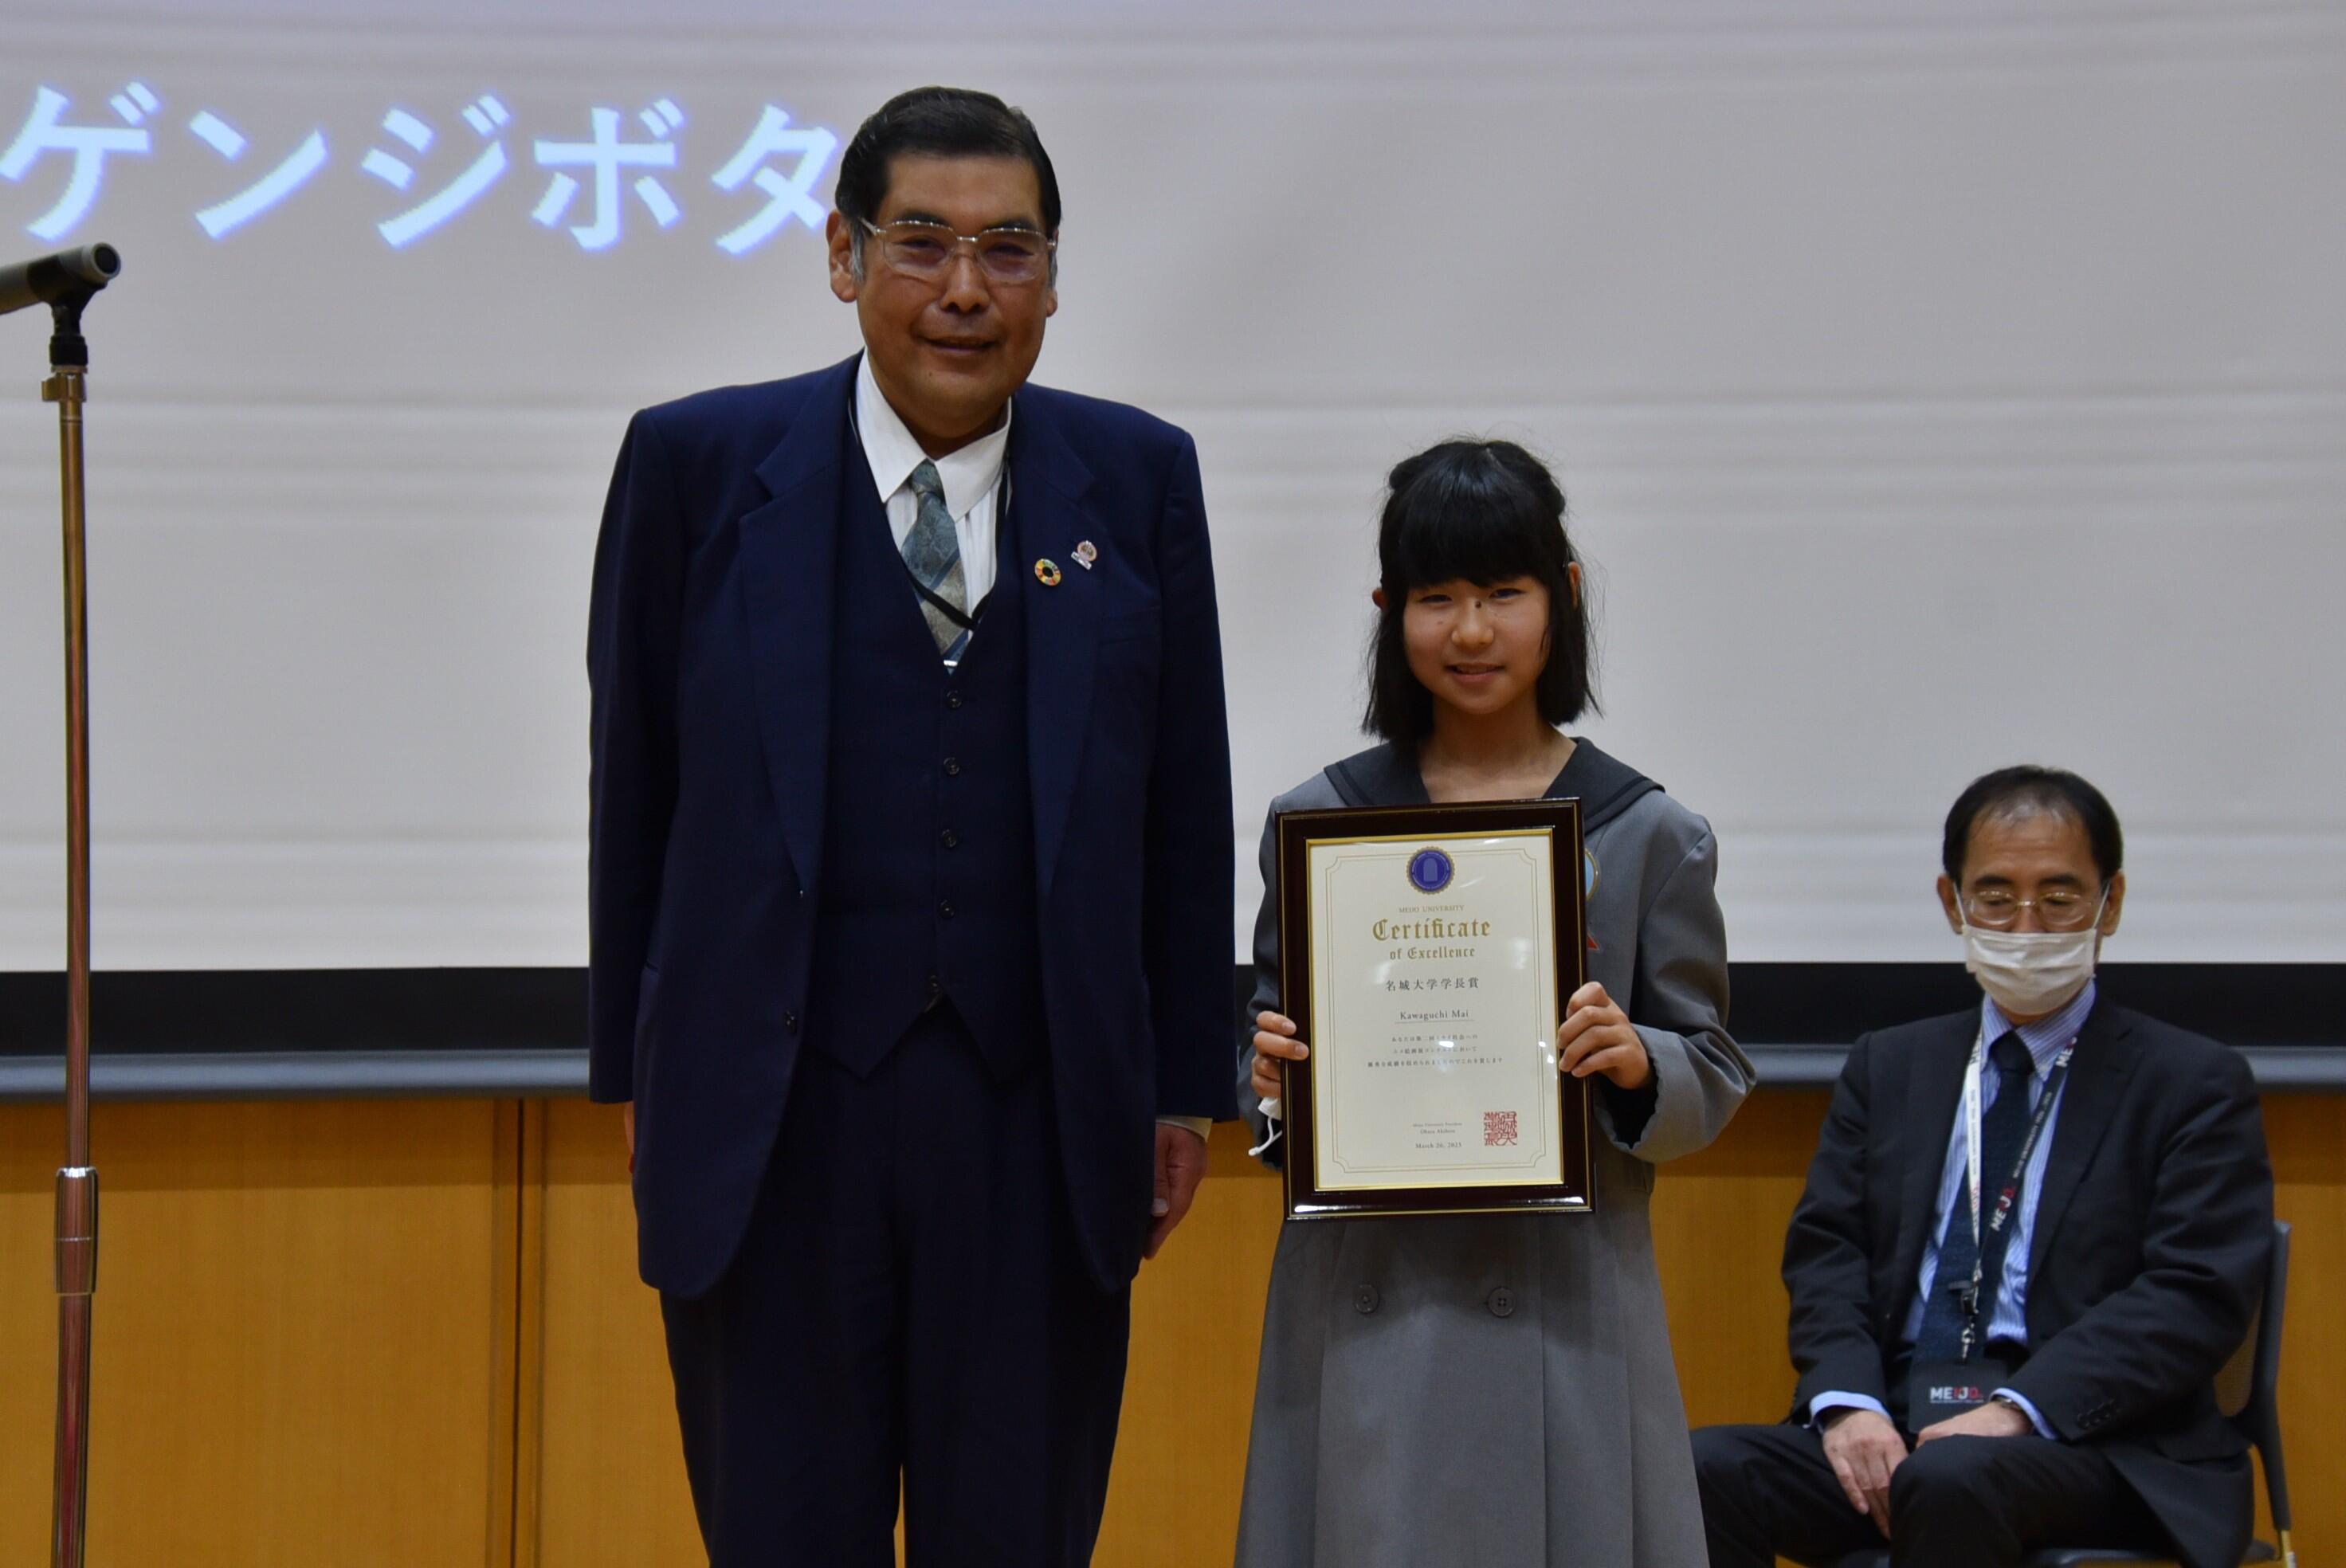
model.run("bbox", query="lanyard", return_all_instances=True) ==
[853,396,1014,672]
[1956,1029,2073,1359]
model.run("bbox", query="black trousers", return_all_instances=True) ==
[1692,1422,2169,1568]
[661,1009,1130,1567]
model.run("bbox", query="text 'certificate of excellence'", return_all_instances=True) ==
[1276,799,1593,1220]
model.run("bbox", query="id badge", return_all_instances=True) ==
[1906,1360,2008,1434]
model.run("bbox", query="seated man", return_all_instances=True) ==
[1693,766,2273,1568]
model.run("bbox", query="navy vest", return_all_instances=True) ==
[805,429,1046,1079]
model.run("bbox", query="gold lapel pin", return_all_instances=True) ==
[1034,559,1063,587]
[1073,540,1097,570]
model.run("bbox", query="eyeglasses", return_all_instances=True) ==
[858,219,1056,284]
[1960,887,2109,933]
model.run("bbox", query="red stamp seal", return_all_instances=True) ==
[1483,1110,1520,1147]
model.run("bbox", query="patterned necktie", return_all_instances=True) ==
[1913,1032,2037,1363]
[902,460,971,661]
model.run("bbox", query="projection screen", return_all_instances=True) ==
[2,1,2341,972]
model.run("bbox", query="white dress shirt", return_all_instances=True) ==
[850,359,1211,1147]
[854,355,1008,613]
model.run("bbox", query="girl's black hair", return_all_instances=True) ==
[1363,438,1596,746]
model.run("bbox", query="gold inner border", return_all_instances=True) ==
[1307,829,1561,1188]
[1274,809,1595,1218]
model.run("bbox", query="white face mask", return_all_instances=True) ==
[1962,925,2098,1017]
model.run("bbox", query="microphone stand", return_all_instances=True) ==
[41,276,104,1568]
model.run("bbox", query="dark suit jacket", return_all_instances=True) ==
[1783,998,2273,1568]
[586,355,1234,1298]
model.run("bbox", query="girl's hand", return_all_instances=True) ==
[1557,981,1651,1091]
[1250,1010,1308,1102]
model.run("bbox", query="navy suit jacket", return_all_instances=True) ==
[1783,999,2273,1568]
[586,355,1235,1298]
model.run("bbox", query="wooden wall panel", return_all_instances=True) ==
[1652,1091,1824,1431]
[0,1107,57,1563]
[0,1088,2333,1568]
[2261,1096,2344,1556]
[528,1097,701,1566]
[0,1099,508,1568]
[1095,1123,1283,1567]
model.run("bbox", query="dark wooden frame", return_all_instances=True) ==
[1276,798,1593,1220]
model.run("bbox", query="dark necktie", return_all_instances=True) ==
[902,460,971,662]
[1913,1032,2036,1362]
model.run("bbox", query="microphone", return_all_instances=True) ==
[0,244,121,317]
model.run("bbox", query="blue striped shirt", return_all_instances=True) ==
[1902,978,2096,1350]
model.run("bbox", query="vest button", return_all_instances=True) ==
[926,974,941,997]
[942,757,960,776]
[945,690,963,709]
[940,829,959,849]
[783,1011,799,1034]
[1487,1287,1515,1319]
[1353,1285,1380,1315]
[938,900,955,919]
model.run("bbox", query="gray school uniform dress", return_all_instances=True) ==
[1234,739,1753,1568]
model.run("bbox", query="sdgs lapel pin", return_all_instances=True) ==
[1035,543,1096,587]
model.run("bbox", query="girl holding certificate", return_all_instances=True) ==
[1235,439,1753,1568]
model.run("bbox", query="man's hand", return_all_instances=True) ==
[1916,1400,2031,1445]
[1558,982,1651,1091]
[1250,1010,1306,1103]
[1820,1407,1907,1540]
[622,1102,635,1174]
[1144,1121,1209,1260]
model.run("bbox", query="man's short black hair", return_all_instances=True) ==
[1363,438,1596,747]
[834,86,1061,233]
[1942,765,2125,885]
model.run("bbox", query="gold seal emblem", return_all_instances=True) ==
[1034,559,1062,587]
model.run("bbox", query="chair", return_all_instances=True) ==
[1835,1220,2293,1568]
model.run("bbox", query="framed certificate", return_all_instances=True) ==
[1276,798,1592,1220]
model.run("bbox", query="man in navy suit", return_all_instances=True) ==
[1692,766,2273,1568]
[586,86,1234,1566]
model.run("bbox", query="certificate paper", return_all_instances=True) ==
[1308,831,1562,1188]
[1277,801,1592,1220]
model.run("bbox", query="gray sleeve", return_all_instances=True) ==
[1236,802,1284,1157]
[1598,824,1756,1163]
